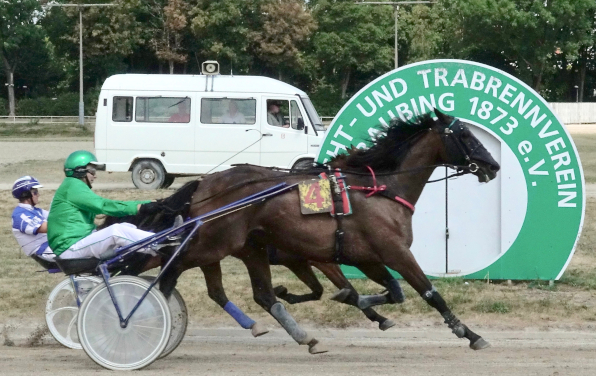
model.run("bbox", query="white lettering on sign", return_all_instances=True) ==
[326,65,580,209]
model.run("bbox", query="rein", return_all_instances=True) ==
[190,162,473,209]
[191,121,480,208]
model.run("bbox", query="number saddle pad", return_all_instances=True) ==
[298,171,352,216]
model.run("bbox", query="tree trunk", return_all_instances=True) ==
[169,60,174,74]
[1,54,15,116]
[532,66,543,94]
[579,54,586,102]
[159,61,163,74]
[341,67,351,99]
[183,62,187,74]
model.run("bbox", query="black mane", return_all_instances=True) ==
[334,113,435,172]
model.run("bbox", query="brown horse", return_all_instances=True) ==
[100,181,396,333]
[160,110,500,353]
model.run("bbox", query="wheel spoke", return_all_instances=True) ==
[47,306,78,320]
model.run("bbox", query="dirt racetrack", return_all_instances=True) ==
[1,327,595,375]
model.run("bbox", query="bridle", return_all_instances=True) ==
[440,119,483,174]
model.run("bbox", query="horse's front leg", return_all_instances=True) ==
[312,261,396,331]
[329,262,405,310]
[382,248,490,350]
[200,262,268,337]
[238,244,327,354]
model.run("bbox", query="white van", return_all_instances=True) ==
[94,72,326,189]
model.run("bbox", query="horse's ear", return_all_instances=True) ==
[434,108,453,125]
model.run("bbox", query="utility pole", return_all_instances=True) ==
[356,1,434,70]
[45,3,116,126]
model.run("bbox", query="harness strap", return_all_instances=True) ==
[349,165,387,197]
[329,174,347,264]
[349,165,415,214]
[379,190,415,213]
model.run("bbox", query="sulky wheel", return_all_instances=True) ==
[140,276,188,358]
[45,276,101,350]
[77,276,171,371]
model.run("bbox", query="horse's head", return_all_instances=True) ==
[434,109,500,183]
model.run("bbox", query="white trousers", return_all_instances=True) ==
[59,223,155,259]
[38,247,56,261]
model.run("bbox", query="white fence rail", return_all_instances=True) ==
[549,103,596,124]
[0,116,95,125]
[2,103,595,128]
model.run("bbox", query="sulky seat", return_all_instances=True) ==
[53,257,101,276]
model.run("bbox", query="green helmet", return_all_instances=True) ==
[64,150,105,178]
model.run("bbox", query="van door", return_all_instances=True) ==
[260,97,308,168]
[195,96,260,173]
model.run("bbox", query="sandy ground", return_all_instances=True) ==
[1,327,595,375]
[1,130,596,374]
[0,139,94,165]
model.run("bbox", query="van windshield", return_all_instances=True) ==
[300,97,325,132]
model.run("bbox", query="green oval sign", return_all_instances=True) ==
[318,60,585,280]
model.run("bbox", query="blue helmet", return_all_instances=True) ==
[12,176,43,200]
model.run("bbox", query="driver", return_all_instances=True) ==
[11,176,55,261]
[47,150,162,259]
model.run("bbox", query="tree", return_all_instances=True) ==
[0,0,46,116]
[250,0,316,80]
[441,0,594,93]
[146,0,190,73]
[309,0,393,100]
[43,0,148,96]
[190,0,264,74]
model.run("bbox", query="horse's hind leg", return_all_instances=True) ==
[239,244,327,354]
[312,261,396,331]
[200,262,268,337]
[330,263,405,310]
[274,260,325,304]
[384,252,490,350]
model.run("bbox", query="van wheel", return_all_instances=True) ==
[131,160,166,190]
[292,159,315,171]
[161,174,175,189]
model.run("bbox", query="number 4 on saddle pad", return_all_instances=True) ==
[298,179,333,214]
[298,172,352,216]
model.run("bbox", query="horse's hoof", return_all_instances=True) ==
[307,339,328,355]
[250,322,269,337]
[329,288,351,303]
[379,319,396,331]
[469,337,491,350]
[274,285,288,297]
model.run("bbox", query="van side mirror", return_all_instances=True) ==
[297,118,305,131]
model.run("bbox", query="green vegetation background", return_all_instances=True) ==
[1,0,596,118]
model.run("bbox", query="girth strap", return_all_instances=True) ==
[329,174,347,264]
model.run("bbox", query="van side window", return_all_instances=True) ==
[112,97,133,122]
[290,100,305,130]
[135,97,191,123]
[266,99,289,128]
[201,98,256,124]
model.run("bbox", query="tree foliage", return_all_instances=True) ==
[0,0,46,115]
[2,0,596,116]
